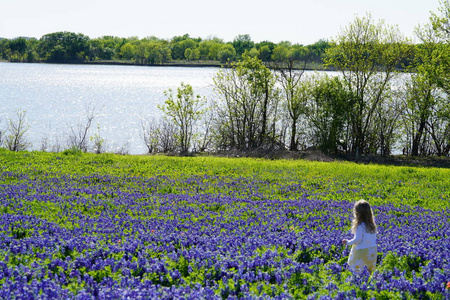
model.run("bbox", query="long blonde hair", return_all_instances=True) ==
[351,199,377,234]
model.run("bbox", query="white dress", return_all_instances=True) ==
[346,222,377,272]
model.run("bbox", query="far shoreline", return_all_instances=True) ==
[1,59,333,71]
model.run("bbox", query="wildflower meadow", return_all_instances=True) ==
[0,149,449,299]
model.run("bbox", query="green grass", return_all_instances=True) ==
[1,148,449,210]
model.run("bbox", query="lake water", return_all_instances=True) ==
[1,62,219,154]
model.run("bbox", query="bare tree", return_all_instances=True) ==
[158,119,178,153]
[195,105,214,152]
[5,110,31,151]
[67,103,102,152]
[0,119,4,147]
[140,117,178,153]
[140,117,160,153]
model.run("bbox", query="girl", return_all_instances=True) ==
[342,199,377,273]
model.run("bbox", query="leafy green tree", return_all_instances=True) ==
[247,47,259,58]
[95,36,124,59]
[87,39,104,60]
[172,39,197,60]
[134,42,149,64]
[171,34,193,43]
[158,83,206,153]
[147,42,171,65]
[258,45,272,62]
[38,31,90,62]
[307,75,355,153]
[120,43,135,60]
[213,54,279,150]
[198,38,224,60]
[0,39,9,60]
[426,0,450,93]
[217,44,236,63]
[232,34,254,58]
[284,76,310,151]
[184,48,200,60]
[325,14,411,154]
[269,43,311,151]
[306,39,331,64]
[8,38,27,61]
[402,74,432,156]
[25,38,39,62]
[255,41,275,62]
[402,1,450,156]
[207,42,223,60]
[271,45,290,62]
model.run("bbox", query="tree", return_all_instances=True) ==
[158,83,206,153]
[134,42,149,64]
[67,104,101,152]
[184,48,200,60]
[172,39,197,60]
[306,39,331,64]
[283,76,310,151]
[255,41,275,62]
[217,44,236,63]
[198,38,224,60]
[147,42,171,65]
[140,117,177,153]
[307,75,354,153]
[8,38,27,61]
[120,43,135,60]
[232,34,254,58]
[259,45,272,62]
[212,54,280,151]
[271,45,290,62]
[270,43,310,151]
[402,73,437,156]
[429,1,450,93]
[325,14,411,154]
[5,110,31,152]
[39,31,90,62]
[402,1,450,156]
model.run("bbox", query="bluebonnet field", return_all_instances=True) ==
[0,150,449,299]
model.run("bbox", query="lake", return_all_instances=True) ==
[1,62,219,154]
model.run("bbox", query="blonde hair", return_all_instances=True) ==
[351,199,377,234]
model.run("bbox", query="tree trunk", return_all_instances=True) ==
[411,121,426,156]
[289,120,297,151]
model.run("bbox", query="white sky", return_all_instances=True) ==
[0,0,442,45]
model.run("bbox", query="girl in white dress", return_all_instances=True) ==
[342,199,377,273]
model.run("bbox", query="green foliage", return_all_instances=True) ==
[308,75,355,153]
[158,83,206,153]
[325,14,412,154]
[232,34,254,58]
[213,54,279,150]
[379,251,426,277]
[217,44,236,63]
[39,31,89,62]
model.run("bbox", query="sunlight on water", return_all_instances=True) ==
[1,63,217,154]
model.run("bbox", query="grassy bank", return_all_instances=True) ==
[1,149,448,210]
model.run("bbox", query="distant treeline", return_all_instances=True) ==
[0,32,332,67]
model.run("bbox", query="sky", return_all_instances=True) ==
[0,0,442,45]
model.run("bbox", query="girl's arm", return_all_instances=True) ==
[346,224,363,245]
